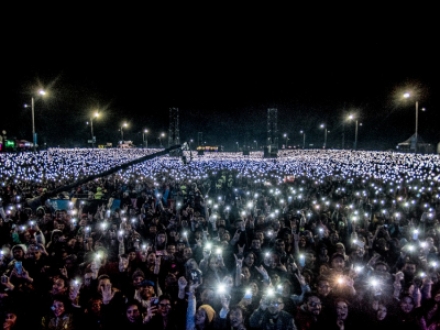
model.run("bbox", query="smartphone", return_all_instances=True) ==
[14,261,23,275]
[152,297,159,306]
[244,289,252,299]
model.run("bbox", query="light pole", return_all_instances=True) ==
[320,124,328,149]
[120,122,128,141]
[403,92,425,153]
[254,140,258,150]
[300,130,306,149]
[348,115,359,150]
[159,132,165,147]
[142,129,149,148]
[283,133,288,149]
[25,89,46,152]
[90,112,99,148]
[189,139,194,150]
[236,141,239,151]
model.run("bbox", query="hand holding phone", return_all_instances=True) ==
[1,275,8,284]
[14,261,23,275]
[244,288,252,299]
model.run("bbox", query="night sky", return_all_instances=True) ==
[3,7,439,151]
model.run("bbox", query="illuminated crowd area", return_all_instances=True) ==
[0,147,439,329]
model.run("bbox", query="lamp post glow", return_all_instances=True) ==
[143,129,149,148]
[348,115,359,150]
[25,89,46,152]
[90,112,99,148]
[320,124,328,149]
[159,132,165,147]
[300,130,306,149]
[283,133,288,149]
[120,122,128,141]
[403,92,426,154]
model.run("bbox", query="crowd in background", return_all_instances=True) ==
[1,148,440,330]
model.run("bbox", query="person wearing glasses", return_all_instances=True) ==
[142,294,182,330]
[249,292,297,330]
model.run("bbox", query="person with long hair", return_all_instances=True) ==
[41,294,77,330]
[120,299,144,330]
[1,309,22,330]
[415,298,440,330]
[393,294,418,330]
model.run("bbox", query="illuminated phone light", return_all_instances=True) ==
[217,284,226,293]
[266,287,275,296]
[355,265,363,273]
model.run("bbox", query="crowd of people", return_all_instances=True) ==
[1,147,440,330]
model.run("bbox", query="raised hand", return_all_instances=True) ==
[255,264,269,279]
[295,272,307,286]
[394,271,404,283]
[178,276,188,291]
[234,254,243,268]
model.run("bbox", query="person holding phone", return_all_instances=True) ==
[142,294,181,330]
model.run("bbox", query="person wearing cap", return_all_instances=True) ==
[129,269,147,304]
[327,253,356,299]
[25,243,50,288]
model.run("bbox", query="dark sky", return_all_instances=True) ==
[3,7,439,151]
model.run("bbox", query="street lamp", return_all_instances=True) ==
[236,141,239,151]
[143,129,149,148]
[159,132,165,147]
[90,111,100,148]
[283,133,288,149]
[348,115,359,150]
[403,92,426,153]
[189,139,194,150]
[120,122,128,141]
[254,140,258,150]
[299,130,306,149]
[320,124,328,149]
[24,89,46,152]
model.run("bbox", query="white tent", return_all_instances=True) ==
[396,134,434,153]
